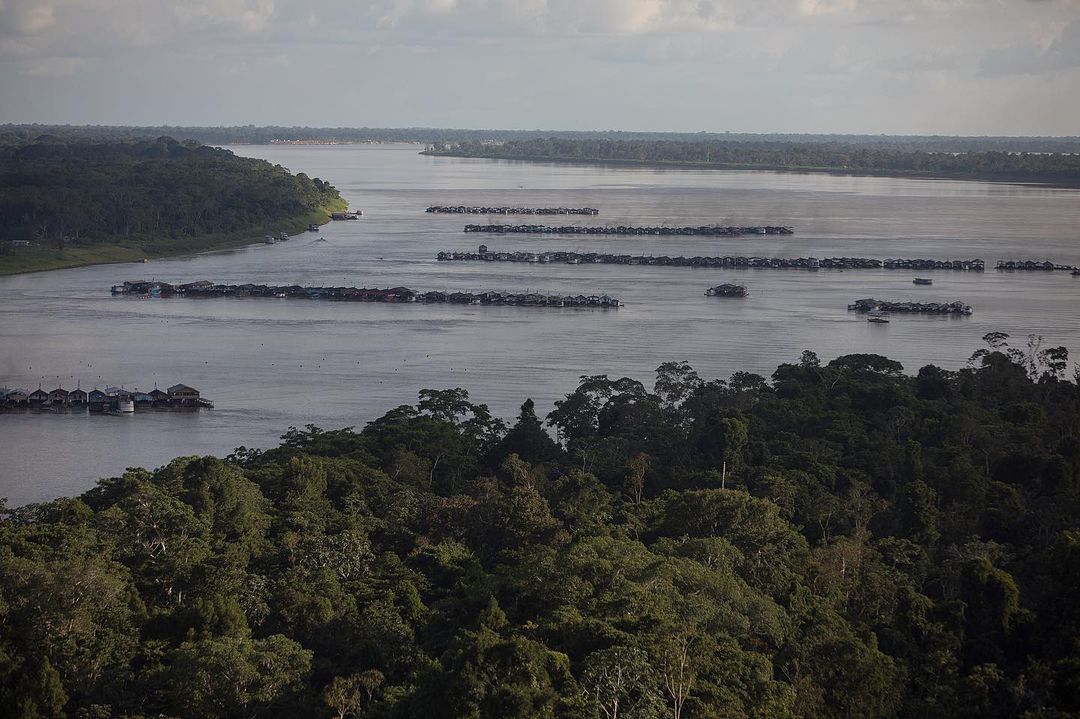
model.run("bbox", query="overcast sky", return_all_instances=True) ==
[0,0,1078,135]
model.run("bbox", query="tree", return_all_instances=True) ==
[163,634,312,718]
[324,670,383,719]
[581,645,663,719]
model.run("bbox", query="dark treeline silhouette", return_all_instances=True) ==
[0,136,343,247]
[3,124,1080,153]
[425,138,1080,184]
[2,332,1079,718]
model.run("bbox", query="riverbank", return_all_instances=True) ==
[420,150,1080,188]
[0,201,346,276]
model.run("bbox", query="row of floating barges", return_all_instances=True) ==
[437,247,987,271]
[111,281,622,308]
[0,384,211,413]
[427,206,599,215]
[996,259,1080,271]
[463,223,794,236]
[847,298,973,315]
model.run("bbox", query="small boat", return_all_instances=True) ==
[1072,269,1080,277]
[867,309,890,323]
[913,278,932,285]
[264,235,275,244]
[308,224,320,232]
[278,232,289,241]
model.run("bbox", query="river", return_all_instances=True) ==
[2,144,1078,504]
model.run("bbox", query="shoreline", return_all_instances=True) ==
[0,200,347,277]
[419,151,1080,188]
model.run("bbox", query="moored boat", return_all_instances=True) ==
[913,278,932,285]
[867,309,890,323]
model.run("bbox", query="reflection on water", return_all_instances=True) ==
[2,144,1079,504]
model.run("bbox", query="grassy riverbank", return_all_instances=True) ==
[0,201,345,276]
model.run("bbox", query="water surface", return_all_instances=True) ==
[2,145,1078,504]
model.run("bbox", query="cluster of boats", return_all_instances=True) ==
[436,247,986,271]
[705,284,748,297]
[427,206,598,215]
[463,223,794,236]
[1,384,211,413]
[995,259,1079,272]
[110,280,621,308]
[848,298,973,321]
[264,231,292,244]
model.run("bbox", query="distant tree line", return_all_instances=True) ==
[0,136,343,247]
[2,333,1079,718]
[3,124,1080,153]
[426,138,1080,183]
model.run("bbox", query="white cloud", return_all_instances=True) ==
[0,0,57,34]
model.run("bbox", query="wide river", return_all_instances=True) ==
[2,144,1079,504]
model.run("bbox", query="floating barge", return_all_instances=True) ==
[705,284,748,297]
[463,223,793,236]
[847,298,973,315]
[427,206,599,215]
[1,383,212,413]
[996,260,1077,271]
[111,281,621,308]
[437,247,986,271]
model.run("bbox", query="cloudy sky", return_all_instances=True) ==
[0,0,1077,134]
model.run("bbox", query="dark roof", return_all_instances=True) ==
[167,384,198,394]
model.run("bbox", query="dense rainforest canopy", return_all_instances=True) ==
[0,136,343,248]
[2,333,1079,718]
[425,138,1080,184]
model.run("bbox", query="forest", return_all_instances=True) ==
[424,138,1080,184]
[0,136,344,272]
[4,125,1080,154]
[2,333,1078,717]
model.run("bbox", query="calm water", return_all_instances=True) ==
[2,144,1079,504]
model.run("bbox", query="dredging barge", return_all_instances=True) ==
[428,206,599,215]
[706,284,748,297]
[847,298,973,316]
[111,281,621,308]
[437,247,986,271]
[464,223,794,236]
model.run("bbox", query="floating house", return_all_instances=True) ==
[48,387,69,406]
[167,384,201,407]
[28,387,48,405]
[69,388,87,406]
[88,389,107,411]
[4,389,28,407]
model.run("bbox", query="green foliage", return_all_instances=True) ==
[428,138,1080,184]
[0,135,344,272]
[2,343,1079,717]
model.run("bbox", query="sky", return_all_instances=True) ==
[0,0,1078,135]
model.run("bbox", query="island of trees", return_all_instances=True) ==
[2,332,1078,718]
[0,136,346,275]
[422,138,1080,185]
